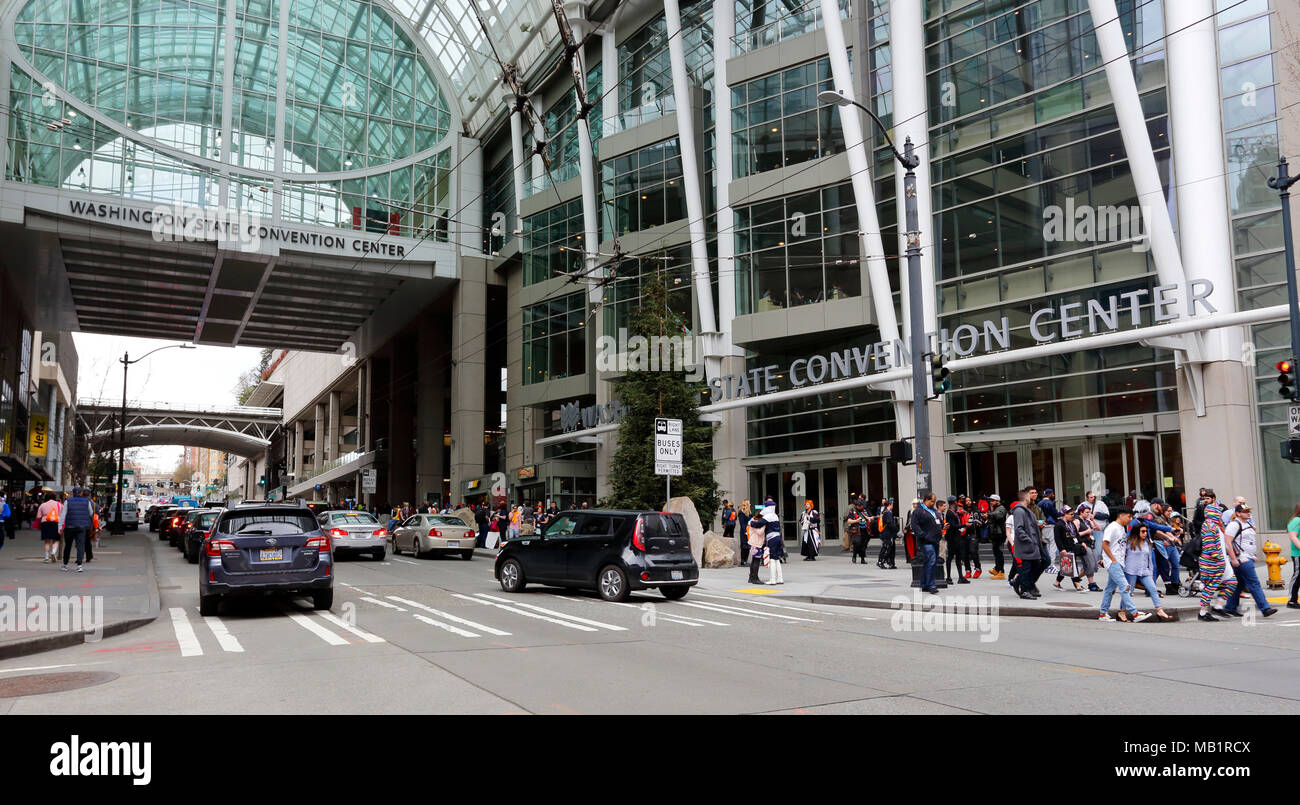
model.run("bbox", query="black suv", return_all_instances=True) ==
[493,510,698,602]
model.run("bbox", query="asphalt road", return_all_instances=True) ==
[3,539,1300,714]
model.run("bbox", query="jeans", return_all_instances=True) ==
[1100,562,1136,616]
[1165,545,1180,585]
[1126,573,1162,608]
[62,527,87,565]
[921,543,937,590]
[1153,541,1171,581]
[1223,560,1271,613]
[990,539,1005,573]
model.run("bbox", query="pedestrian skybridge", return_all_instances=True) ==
[79,398,282,458]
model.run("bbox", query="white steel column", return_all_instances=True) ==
[820,0,899,348]
[890,0,936,334]
[713,0,736,338]
[602,28,618,135]
[573,47,603,306]
[531,118,546,191]
[664,0,719,337]
[1087,0,1187,292]
[1165,0,1239,362]
[510,108,526,232]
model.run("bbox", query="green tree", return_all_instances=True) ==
[606,273,719,522]
[234,348,276,405]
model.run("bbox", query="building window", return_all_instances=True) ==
[482,152,516,254]
[522,293,587,385]
[601,245,697,337]
[521,199,585,286]
[600,138,685,239]
[523,62,602,196]
[616,1,713,133]
[731,56,847,179]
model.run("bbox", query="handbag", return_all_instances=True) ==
[1058,551,1076,577]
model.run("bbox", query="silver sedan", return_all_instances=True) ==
[317,510,388,560]
[392,514,477,560]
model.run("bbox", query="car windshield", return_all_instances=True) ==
[221,512,318,535]
[329,512,378,525]
[428,516,466,526]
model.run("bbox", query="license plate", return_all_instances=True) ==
[447,540,459,547]
[259,549,283,561]
[671,570,683,580]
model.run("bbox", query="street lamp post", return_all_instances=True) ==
[817,89,935,585]
[110,343,196,536]
[1268,158,1300,366]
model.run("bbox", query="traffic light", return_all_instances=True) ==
[889,439,913,464]
[930,353,951,397]
[1278,359,1297,400]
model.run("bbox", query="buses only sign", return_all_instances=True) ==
[654,418,683,476]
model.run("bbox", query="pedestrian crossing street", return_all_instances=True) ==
[163,587,828,658]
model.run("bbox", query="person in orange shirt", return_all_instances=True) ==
[35,493,63,563]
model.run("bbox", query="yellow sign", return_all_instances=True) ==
[28,415,48,457]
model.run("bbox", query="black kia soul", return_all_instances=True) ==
[494,510,698,602]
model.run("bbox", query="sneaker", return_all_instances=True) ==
[1197,611,1219,622]
[1088,583,1101,592]
[973,569,982,579]
[1287,602,1300,609]
[1133,611,1153,622]
[1262,608,1278,617]
[957,577,969,584]
[42,556,50,563]
[964,571,972,579]
[76,564,83,572]
[60,564,68,571]
[1098,613,1116,621]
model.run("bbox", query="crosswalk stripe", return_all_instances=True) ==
[202,616,244,653]
[674,599,820,622]
[600,599,730,626]
[695,592,823,613]
[451,593,597,632]
[387,596,512,636]
[412,613,480,638]
[343,584,375,595]
[316,611,386,643]
[390,557,419,565]
[474,593,627,631]
[169,607,203,657]
[284,610,349,645]
[659,616,705,627]
[360,596,407,611]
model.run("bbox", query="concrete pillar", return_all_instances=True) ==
[417,315,446,505]
[711,356,748,527]
[293,420,305,480]
[356,363,367,453]
[313,403,325,472]
[328,391,341,461]
[450,259,487,498]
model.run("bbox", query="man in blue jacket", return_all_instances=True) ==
[911,493,943,594]
[58,487,95,572]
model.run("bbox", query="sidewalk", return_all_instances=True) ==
[695,544,1224,619]
[0,526,161,659]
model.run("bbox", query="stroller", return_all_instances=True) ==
[1177,529,1203,598]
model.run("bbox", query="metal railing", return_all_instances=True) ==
[293,449,368,487]
[77,398,283,418]
[731,0,851,56]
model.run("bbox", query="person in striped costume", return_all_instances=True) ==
[1197,498,1238,621]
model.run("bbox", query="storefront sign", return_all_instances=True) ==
[516,465,537,481]
[28,415,48,457]
[559,399,627,433]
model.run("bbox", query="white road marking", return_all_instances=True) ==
[412,613,480,638]
[387,596,512,636]
[673,600,820,622]
[202,616,244,653]
[452,593,597,632]
[169,607,203,657]
[284,611,349,645]
[342,584,375,595]
[599,599,731,626]
[390,557,419,565]
[474,593,627,631]
[316,611,386,643]
[658,616,705,627]
[695,592,824,613]
[0,661,105,674]
[360,596,407,611]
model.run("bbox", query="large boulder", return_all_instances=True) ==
[451,507,476,529]
[666,496,706,566]
[702,530,735,568]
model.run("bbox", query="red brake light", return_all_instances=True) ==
[427,528,442,538]
[306,535,332,552]
[328,528,348,537]
[632,518,645,551]
[205,539,236,556]
[372,528,387,537]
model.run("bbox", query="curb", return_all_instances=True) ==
[0,533,163,661]
[737,591,1197,620]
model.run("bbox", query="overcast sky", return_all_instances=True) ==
[73,334,265,473]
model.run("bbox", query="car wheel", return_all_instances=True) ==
[597,565,629,602]
[199,595,220,616]
[373,548,386,561]
[312,589,334,611]
[660,585,689,600]
[411,537,422,558]
[499,558,525,593]
[461,550,474,560]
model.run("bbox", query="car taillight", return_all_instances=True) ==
[632,518,645,551]
[328,528,348,537]
[306,535,331,552]
[372,528,387,537]
[205,539,235,556]
[427,528,442,537]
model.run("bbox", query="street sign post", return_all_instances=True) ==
[1290,406,1300,438]
[361,468,377,494]
[655,417,683,503]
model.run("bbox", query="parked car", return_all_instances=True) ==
[105,501,140,530]
[156,507,184,541]
[493,510,697,602]
[317,510,387,560]
[199,501,333,615]
[171,508,205,548]
[391,514,476,560]
[182,509,222,564]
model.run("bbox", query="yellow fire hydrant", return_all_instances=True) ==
[1263,541,1286,589]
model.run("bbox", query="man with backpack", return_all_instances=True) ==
[1220,503,1276,617]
